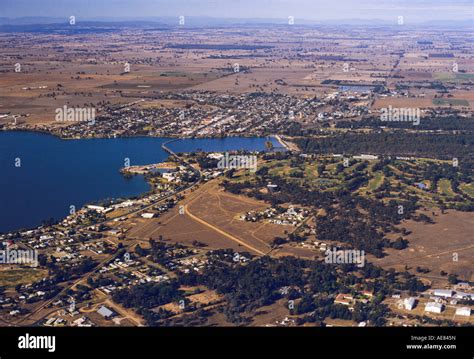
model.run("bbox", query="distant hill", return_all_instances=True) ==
[0,16,472,29]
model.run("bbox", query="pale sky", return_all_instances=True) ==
[1,0,473,22]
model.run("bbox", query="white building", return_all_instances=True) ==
[425,302,444,314]
[354,154,379,160]
[97,305,114,319]
[455,307,471,317]
[433,289,454,298]
[87,205,106,212]
[141,213,155,219]
[208,153,224,160]
[162,172,176,181]
[404,297,416,311]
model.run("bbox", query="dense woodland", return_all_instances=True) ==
[295,133,474,160]
[335,116,474,132]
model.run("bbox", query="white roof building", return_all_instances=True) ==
[73,317,86,326]
[354,154,379,160]
[162,172,176,181]
[455,307,471,317]
[425,302,444,314]
[433,289,454,298]
[97,305,114,318]
[208,153,224,160]
[404,297,416,311]
[87,205,106,212]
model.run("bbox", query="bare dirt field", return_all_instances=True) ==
[373,97,435,109]
[184,181,285,254]
[127,179,286,255]
[127,208,244,251]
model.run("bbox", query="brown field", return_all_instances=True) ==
[273,244,319,259]
[186,289,222,306]
[373,97,435,109]
[128,180,286,255]
[0,267,48,287]
[370,210,474,286]
[128,208,246,252]
[186,182,285,251]
[249,299,293,326]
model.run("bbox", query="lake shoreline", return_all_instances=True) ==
[0,131,284,234]
[0,126,287,144]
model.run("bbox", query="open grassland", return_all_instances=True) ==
[0,267,48,287]
[367,171,384,191]
[438,179,455,197]
[460,183,474,197]
[433,98,470,107]
[434,72,474,82]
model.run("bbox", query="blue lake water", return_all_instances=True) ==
[0,131,280,233]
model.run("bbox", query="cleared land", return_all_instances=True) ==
[371,210,474,285]
[127,180,285,255]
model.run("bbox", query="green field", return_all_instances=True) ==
[432,98,469,107]
[434,72,474,82]
[438,179,455,197]
[367,171,384,191]
[460,183,474,197]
